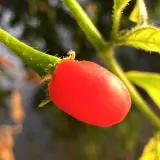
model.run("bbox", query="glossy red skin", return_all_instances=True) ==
[49,60,131,127]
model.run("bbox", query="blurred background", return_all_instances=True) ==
[0,0,160,159]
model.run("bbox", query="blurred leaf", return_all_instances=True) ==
[47,7,56,24]
[117,111,141,152]
[114,0,131,11]
[126,71,160,108]
[39,2,49,13]
[129,0,148,26]
[28,0,39,15]
[139,133,160,160]
[117,26,160,53]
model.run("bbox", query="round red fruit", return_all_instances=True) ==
[49,60,131,127]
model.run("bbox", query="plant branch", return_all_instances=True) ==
[0,0,159,130]
[63,0,106,52]
[99,45,160,130]
[0,28,61,76]
[111,10,121,40]
[111,0,130,40]
[63,0,160,130]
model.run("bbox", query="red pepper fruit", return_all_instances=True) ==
[48,60,131,127]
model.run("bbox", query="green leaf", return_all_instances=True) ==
[114,0,131,11]
[0,28,61,76]
[139,133,160,160]
[117,26,160,53]
[129,0,148,26]
[126,71,160,108]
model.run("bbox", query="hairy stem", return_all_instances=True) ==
[111,0,130,40]
[0,28,61,76]
[111,10,121,40]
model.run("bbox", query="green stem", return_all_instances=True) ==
[99,46,160,130]
[63,0,106,52]
[111,10,121,40]
[0,0,159,130]
[111,0,131,40]
[64,0,160,129]
[0,28,61,76]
